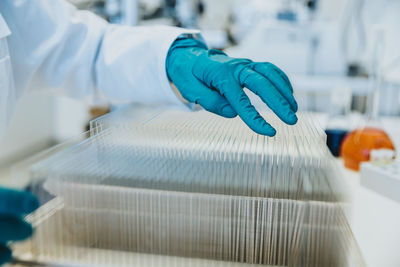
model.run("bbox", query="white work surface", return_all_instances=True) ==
[342,163,400,267]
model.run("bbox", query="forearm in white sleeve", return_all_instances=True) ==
[0,0,198,106]
[95,25,199,105]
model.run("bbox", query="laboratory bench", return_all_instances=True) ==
[341,161,400,267]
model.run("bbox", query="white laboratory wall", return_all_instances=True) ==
[342,0,400,78]
[225,0,349,76]
[197,0,234,30]
[315,0,348,21]
[0,92,53,165]
[0,91,90,167]
[52,95,90,141]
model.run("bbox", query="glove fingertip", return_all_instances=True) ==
[23,192,39,214]
[254,122,276,136]
[221,105,237,118]
[0,246,12,265]
[286,113,298,125]
[263,127,277,137]
[293,101,298,112]
[21,220,34,238]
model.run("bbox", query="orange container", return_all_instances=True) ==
[341,127,395,171]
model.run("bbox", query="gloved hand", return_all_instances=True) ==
[0,187,39,265]
[166,38,298,136]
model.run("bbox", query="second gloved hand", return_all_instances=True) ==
[0,187,39,265]
[166,38,298,136]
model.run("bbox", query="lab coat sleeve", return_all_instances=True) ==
[0,0,199,106]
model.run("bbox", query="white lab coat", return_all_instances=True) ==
[0,0,198,137]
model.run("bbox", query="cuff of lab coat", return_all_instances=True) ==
[96,25,201,108]
[156,26,201,109]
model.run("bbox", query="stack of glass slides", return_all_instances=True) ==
[12,105,364,267]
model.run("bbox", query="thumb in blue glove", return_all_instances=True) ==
[0,187,39,265]
[166,38,298,136]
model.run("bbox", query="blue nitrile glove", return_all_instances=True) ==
[0,187,39,265]
[166,38,298,136]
